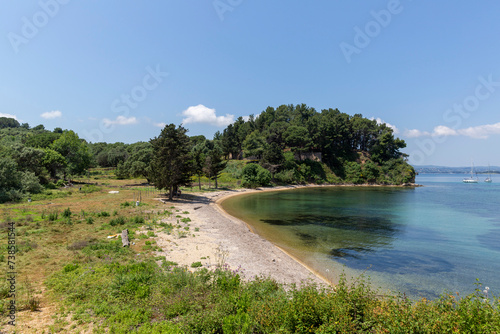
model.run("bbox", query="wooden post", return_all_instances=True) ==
[121,229,130,247]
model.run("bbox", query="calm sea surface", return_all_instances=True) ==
[221,174,500,299]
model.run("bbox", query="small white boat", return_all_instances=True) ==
[485,164,493,183]
[463,162,478,183]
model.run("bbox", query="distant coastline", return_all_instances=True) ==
[414,165,500,174]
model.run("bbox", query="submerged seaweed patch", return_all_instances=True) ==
[336,249,454,275]
[262,214,399,236]
[477,228,500,252]
[330,247,371,259]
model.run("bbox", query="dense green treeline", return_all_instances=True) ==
[216,104,414,186]
[0,105,415,203]
[0,118,91,202]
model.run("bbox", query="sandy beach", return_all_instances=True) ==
[154,186,328,286]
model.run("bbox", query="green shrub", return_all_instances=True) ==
[224,160,245,179]
[62,208,72,218]
[222,310,254,334]
[45,182,57,189]
[48,212,58,221]
[190,261,202,268]
[132,216,145,224]
[63,263,79,273]
[109,217,125,226]
[362,160,381,184]
[86,217,94,224]
[242,163,271,188]
[273,169,297,184]
[21,171,43,194]
[110,262,154,299]
[344,161,364,184]
[97,211,110,217]
[82,240,130,258]
[81,184,101,193]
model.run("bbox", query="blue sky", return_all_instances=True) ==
[1,1,500,167]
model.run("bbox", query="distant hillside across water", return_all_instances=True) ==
[414,165,500,174]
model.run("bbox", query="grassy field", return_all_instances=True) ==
[1,172,500,333]
[0,175,168,332]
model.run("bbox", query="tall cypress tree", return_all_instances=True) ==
[148,124,193,200]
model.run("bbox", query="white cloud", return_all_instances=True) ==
[153,122,166,128]
[404,129,431,138]
[404,122,500,139]
[404,125,456,138]
[0,113,18,120]
[371,117,400,134]
[458,122,500,139]
[41,110,62,119]
[102,116,138,126]
[432,125,457,137]
[181,104,234,127]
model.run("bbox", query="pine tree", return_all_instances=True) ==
[203,145,226,189]
[148,124,193,200]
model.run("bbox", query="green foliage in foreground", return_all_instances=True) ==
[46,243,500,333]
[241,163,271,188]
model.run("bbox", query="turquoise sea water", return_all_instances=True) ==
[221,174,500,299]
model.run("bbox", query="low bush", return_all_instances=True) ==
[109,216,126,226]
[62,208,72,218]
[48,212,58,221]
[46,261,500,333]
[97,211,110,217]
[241,163,271,188]
[80,184,101,193]
[190,261,202,268]
[132,216,145,224]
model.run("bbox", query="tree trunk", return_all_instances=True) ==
[168,185,173,200]
[121,229,130,247]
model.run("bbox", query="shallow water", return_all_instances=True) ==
[221,174,500,299]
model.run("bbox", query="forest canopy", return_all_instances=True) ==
[0,104,415,202]
[215,104,414,186]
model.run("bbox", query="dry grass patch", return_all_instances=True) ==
[0,178,173,332]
